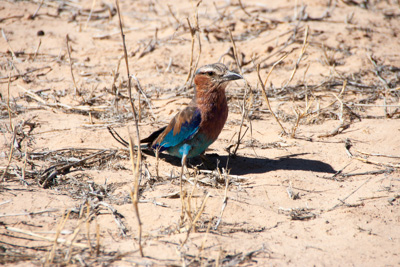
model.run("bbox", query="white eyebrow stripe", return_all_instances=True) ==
[197,65,226,75]
[200,66,216,73]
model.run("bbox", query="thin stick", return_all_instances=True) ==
[66,34,81,96]
[190,4,202,86]
[167,4,180,25]
[181,192,210,246]
[283,25,309,88]
[214,175,229,230]
[228,29,250,156]
[115,0,141,145]
[339,169,392,178]
[185,18,196,84]
[33,38,42,61]
[257,56,288,135]
[128,134,144,257]
[328,177,372,211]
[1,75,15,182]
[238,0,252,17]
[6,226,88,249]
[291,95,314,138]
[0,66,52,81]
[368,54,391,117]
[85,0,97,29]
[115,0,143,257]
[30,0,44,19]
[2,29,21,63]
[47,210,72,264]
[131,74,156,119]
[185,0,202,85]
[85,202,92,254]
[95,219,100,256]
[197,220,211,261]
[0,208,58,218]
[6,73,14,131]
[352,156,400,168]
[355,150,400,159]
[65,219,83,263]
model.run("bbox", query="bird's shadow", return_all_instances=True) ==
[143,150,336,175]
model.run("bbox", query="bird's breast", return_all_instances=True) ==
[197,90,228,141]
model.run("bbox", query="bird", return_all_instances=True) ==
[109,63,243,168]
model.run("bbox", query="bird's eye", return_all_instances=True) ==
[206,71,214,76]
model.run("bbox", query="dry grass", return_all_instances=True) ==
[1,0,400,265]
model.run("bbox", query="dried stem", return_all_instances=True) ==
[7,224,89,249]
[1,75,15,182]
[2,29,21,63]
[85,0,97,29]
[228,29,250,156]
[283,25,309,88]
[214,174,230,230]
[181,192,210,246]
[185,1,202,86]
[31,0,44,19]
[257,54,288,135]
[47,210,71,264]
[116,0,143,257]
[66,34,81,96]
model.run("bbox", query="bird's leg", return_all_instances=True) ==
[179,154,188,225]
[155,148,160,179]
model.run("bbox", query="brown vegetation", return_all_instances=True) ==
[1,0,400,265]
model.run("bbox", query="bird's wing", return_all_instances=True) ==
[140,126,167,145]
[152,106,201,151]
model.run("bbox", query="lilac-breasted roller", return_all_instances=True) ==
[140,63,243,166]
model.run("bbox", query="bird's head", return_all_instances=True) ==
[193,63,243,91]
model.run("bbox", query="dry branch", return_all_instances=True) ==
[228,29,251,157]
[6,226,89,249]
[115,0,143,257]
[66,34,81,96]
[257,57,288,135]
[0,208,58,218]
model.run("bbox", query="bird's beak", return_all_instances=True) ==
[222,70,243,81]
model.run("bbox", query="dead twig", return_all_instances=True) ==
[38,149,117,188]
[1,75,16,183]
[2,29,21,63]
[328,177,372,211]
[30,0,44,19]
[214,175,229,230]
[344,139,400,168]
[257,55,288,135]
[0,208,58,218]
[352,157,400,169]
[116,0,143,257]
[66,34,81,97]
[181,193,210,246]
[185,1,202,86]
[6,226,89,249]
[283,26,309,89]
[0,66,52,82]
[339,169,393,177]
[356,150,400,159]
[368,54,391,118]
[229,29,250,156]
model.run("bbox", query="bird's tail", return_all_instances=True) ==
[107,126,149,149]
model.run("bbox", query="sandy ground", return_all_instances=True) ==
[1,0,400,266]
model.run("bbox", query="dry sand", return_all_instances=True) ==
[1,0,400,266]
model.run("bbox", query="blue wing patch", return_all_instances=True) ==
[153,109,201,151]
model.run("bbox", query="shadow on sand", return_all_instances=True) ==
[143,151,336,176]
